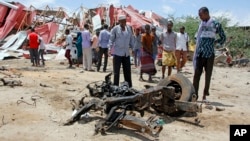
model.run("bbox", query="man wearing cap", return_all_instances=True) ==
[108,14,134,87]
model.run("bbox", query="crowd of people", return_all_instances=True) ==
[26,7,226,103]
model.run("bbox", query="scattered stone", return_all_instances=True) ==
[62,81,70,85]
[40,83,52,88]
[205,105,213,110]
[194,118,201,124]
[215,107,225,111]
[246,82,249,85]
[0,78,22,87]
[0,66,8,71]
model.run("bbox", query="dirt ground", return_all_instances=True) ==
[0,56,250,141]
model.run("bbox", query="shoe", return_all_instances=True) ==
[88,69,95,72]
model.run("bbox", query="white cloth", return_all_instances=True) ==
[176,32,189,51]
[39,36,46,50]
[91,35,99,48]
[118,15,126,20]
[65,35,73,50]
[82,47,92,70]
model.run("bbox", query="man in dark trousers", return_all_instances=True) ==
[97,24,110,72]
[193,7,226,102]
[27,28,40,67]
[108,15,134,87]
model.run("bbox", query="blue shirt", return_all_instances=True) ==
[108,25,134,57]
[81,29,91,48]
[133,34,142,50]
[99,29,110,48]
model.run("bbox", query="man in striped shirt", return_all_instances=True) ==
[193,7,226,102]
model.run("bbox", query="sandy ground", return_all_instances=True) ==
[0,56,250,141]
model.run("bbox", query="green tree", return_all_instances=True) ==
[168,15,250,58]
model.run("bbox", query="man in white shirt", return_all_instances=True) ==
[64,29,73,68]
[175,26,189,72]
[38,35,46,66]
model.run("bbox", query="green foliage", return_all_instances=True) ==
[168,15,250,58]
[172,16,200,41]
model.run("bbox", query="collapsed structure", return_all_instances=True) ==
[0,1,166,60]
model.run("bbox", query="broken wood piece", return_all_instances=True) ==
[62,81,70,85]
[215,106,225,111]
[0,66,8,71]
[0,78,22,87]
[39,83,52,88]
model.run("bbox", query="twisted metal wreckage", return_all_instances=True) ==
[63,73,202,138]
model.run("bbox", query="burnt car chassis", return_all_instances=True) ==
[64,73,201,138]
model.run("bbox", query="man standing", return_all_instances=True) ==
[140,24,156,82]
[133,28,142,68]
[176,26,189,72]
[27,28,40,67]
[151,26,159,61]
[38,35,46,66]
[193,7,226,102]
[160,21,177,78]
[108,15,134,87]
[82,24,94,71]
[97,24,110,72]
[64,29,73,68]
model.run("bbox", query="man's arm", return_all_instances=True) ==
[186,33,189,51]
[215,22,226,45]
[98,31,102,45]
[108,28,116,48]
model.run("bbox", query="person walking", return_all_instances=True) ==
[64,29,73,68]
[160,21,177,78]
[27,28,40,67]
[175,26,189,72]
[97,24,110,72]
[193,7,226,102]
[108,15,134,87]
[81,24,94,71]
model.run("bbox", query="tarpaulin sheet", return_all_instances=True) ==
[0,4,9,26]
[0,3,25,41]
[34,22,59,44]
[0,31,27,50]
[122,8,151,29]
[92,14,101,31]
[14,9,36,30]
